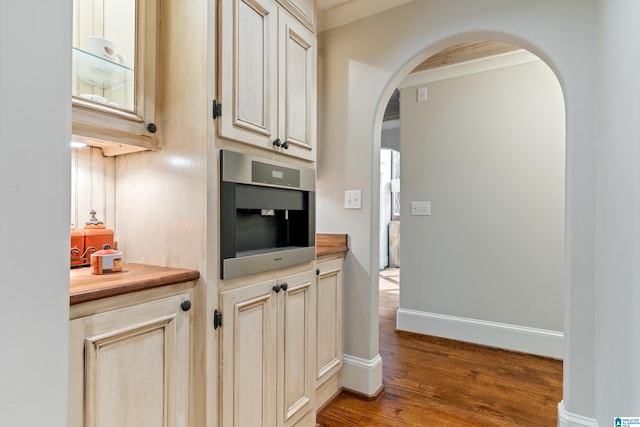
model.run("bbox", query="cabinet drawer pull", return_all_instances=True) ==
[180,300,191,312]
[273,285,281,293]
[280,282,288,292]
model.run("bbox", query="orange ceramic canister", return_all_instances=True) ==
[70,226,85,266]
[83,210,114,261]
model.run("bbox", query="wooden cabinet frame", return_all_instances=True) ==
[72,0,159,155]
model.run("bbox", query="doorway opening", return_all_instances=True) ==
[377,40,565,360]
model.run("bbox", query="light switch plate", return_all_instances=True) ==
[344,190,362,209]
[411,201,431,216]
[417,86,428,102]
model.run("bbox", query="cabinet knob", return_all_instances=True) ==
[273,285,281,293]
[146,123,158,133]
[272,138,281,148]
[281,140,289,150]
[280,282,288,292]
[180,300,192,312]
[316,269,320,276]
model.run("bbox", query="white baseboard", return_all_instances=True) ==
[558,401,599,427]
[396,308,563,359]
[341,353,383,396]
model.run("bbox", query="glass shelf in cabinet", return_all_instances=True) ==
[72,47,134,89]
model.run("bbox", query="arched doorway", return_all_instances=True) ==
[382,41,565,358]
[315,2,597,422]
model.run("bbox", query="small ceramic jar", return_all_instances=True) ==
[90,244,122,275]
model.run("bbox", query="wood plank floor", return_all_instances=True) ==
[316,269,563,426]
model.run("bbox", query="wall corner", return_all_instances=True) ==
[341,353,383,397]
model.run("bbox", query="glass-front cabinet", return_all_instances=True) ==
[72,0,158,155]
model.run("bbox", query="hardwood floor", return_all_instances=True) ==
[316,269,563,426]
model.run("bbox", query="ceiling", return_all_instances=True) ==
[411,41,520,73]
[317,0,413,32]
[317,0,351,9]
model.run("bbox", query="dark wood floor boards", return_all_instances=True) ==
[316,281,563,426]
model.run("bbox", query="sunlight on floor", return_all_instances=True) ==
[379,267,399,294]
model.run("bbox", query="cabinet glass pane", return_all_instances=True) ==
[72,0,136,112]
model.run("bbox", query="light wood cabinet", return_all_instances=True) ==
[68,291,192,427]
[314,257,343,408]
[220,269,316,427]
[277,0,315,31]
[218,0,316,161]
[72,0,159,156]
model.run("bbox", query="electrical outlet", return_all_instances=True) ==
[344,190,362,209]
[411,201,431,216]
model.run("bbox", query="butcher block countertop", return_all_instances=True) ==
[70,263,200,305]
[70,234,345,305]
[316,233,348,257]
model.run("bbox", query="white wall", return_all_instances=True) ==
[397,57,565,356]
[318,0,598,421]
[0,0,72,426]
[596,0,640,421]
[381,125,400,151]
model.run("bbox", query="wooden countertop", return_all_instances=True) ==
[70,263,200,305]
[316,233,348,257]
[70,234,344,305]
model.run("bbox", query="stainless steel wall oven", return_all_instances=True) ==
[220,150,315,279]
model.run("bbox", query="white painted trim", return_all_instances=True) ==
[558,401,599,427]
[398,49,540,88]
[382,119,399,130]
[396,308,563,358]
[341,353,383,396]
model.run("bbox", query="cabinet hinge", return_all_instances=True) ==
[214,309,223,329]
[212,99,222,120]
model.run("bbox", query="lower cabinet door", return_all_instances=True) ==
[279,270,315,427]
[219,269,315,427]
[68,293,191,427]
[315,258,343,386]
[220,279,279,427]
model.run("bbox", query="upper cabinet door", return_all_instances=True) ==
[278,8,316,161]
[219,0,279,148]
[72,0,159,154]
[218,0,316,162]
